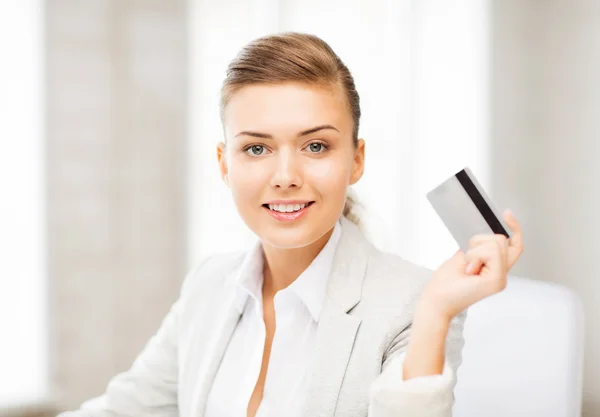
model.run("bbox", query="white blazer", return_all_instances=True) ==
[59,215,466,417]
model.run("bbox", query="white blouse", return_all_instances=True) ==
[204,219,342,417]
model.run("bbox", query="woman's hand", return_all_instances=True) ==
[402,210,524,381]
[419,209,524,322]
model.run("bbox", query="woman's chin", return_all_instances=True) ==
[261,232,314,250]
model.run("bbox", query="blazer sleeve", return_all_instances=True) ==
[368,308,467,417]
[56,259,209,417]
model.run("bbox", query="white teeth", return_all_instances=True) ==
[268,203,308,213]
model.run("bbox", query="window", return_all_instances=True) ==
[0,0,47,408]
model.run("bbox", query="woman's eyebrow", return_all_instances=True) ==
[234,124,339,139]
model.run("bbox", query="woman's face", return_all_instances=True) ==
[217,82,365,249]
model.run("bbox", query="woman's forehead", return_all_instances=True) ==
[224,82,352,139]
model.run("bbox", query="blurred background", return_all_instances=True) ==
[1,0,598,416]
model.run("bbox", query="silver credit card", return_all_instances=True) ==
[426,167,511,252]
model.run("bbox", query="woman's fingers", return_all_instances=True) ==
[504,209,524,268]
[469,233,508,250]
[464,241,508,293]
[468,234,509,267]
[467,209,524,270]
[465,242,498,271]
[465,257,484,275]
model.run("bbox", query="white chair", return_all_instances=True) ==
[453,275,585,417]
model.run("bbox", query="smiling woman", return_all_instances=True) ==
[217,33,365,243]
[217,79,364,252]
[60,31,523,417]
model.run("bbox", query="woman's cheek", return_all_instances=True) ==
[307,157,350,190]
[230,158,269,199]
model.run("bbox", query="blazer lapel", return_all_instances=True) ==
[190,287,242,417]
[301,216,370,417]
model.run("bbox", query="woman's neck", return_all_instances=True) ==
[261,227,335,297]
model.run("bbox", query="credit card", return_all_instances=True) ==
[426,167,512,252]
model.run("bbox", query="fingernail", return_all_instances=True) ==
[465,262,474,274]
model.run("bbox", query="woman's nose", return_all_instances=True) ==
[270,149,303,189]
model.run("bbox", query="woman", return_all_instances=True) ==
[60,32,524,417]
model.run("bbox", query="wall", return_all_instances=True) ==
[46,0,188,410]
[491,1,600,415]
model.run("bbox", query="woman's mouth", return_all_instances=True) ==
[262,201,315,221]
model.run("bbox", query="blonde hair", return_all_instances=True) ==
[219,32,364,229]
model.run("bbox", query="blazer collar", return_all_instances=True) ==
[325,215,370,313]
[300,215,371,417]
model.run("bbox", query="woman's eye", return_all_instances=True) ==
[246,145,266,156]
[245,142,327,155]
[307,142,327,153]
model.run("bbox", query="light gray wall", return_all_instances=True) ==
[491,1,600,416]
[46,0,188,410]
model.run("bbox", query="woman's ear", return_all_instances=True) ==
[216,142,229,187]
[349,138,365,185]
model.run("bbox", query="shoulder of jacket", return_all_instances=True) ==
[358,248,435,313]
[367,249,433,284]
[179,250,247,297]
